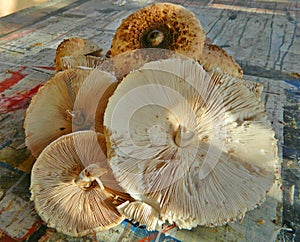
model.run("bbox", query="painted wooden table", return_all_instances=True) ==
[0,0,299,241]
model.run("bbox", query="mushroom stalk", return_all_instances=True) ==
[76,164,107,190]
[174,125,194,147]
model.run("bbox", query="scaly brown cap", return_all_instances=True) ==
[110,3,205,60]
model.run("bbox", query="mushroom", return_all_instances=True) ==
[30,130,132,236]
[104,57,277,229]
[110,3,206,60]
[24,68,118,157]
[55,37,102,71]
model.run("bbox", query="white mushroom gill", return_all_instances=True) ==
[104,57,277,229]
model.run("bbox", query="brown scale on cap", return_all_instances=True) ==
[110,3,206,60]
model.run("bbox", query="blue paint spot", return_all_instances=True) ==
[120,220,181,242]
[285,79,300,89]
[0,161,25,175]
[0,139,12,149]
[285,79,300,101]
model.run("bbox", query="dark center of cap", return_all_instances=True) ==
[141,26,175,49]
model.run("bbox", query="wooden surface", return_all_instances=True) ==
[0,0,299,241]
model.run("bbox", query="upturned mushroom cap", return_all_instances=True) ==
[24,69,118,157]
[30,130,132,236]
[55,37,102,71]
[110,3,206,60]
[104,58,277,229]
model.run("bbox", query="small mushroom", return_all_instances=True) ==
[104,58,277,229]
[55,37,102,71]
[30,130,132,236]
[24,69,118,157]
[110,3,206,60]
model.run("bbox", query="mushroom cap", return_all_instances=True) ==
[30,130,131,236]
[55,37,102,71]
[104,58,277,229]
[199,43,243,78]
[24,69,118,157]
[110,3,206,60]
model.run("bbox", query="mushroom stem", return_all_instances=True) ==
[66,109,85,126]
[66,109,78,118]
[174,125,194,147]
[76,164,107,190]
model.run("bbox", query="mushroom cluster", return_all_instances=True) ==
[25,2,278,237]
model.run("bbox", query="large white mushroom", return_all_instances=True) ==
[104,58,277,230]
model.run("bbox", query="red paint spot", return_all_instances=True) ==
[162,223,176,233]
[0,67,28,93]
[1,28,35,42]
[35,66,56,71]
[0,232,19,242]
[138,235,153,242]
[0,84,42,114]
[17,220,43,241]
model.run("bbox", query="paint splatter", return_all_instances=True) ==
[1,28,35,43]
[121,220,180,242]
[0,67,28,93]
[0,84,42,114]
[0,230,19,242]
[18,220,43,241]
